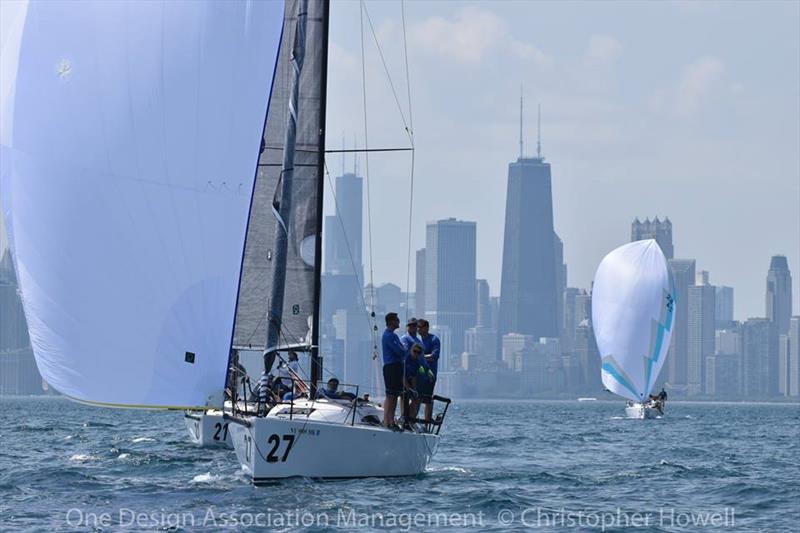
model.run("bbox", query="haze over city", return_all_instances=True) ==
[325,0,799,320]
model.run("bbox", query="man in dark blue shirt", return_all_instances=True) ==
[381,312,405,428]
[418,319,441,423]
[316,377,356,401]
[403,343,433,428]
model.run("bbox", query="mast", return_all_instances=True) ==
[310,0,330,397]
[264,0,309,375]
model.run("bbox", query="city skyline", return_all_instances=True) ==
[317,155,798,400]
[325,1,799,320]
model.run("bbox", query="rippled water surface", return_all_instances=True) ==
[1,397,798,531]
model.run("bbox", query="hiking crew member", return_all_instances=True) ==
[418,319,440,424]
[404,343,432,428]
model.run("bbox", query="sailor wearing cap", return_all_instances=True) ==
[400,317,424,352]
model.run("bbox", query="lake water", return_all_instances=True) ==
[1,397,798,531]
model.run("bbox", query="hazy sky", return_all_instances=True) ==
[324,0,800,321]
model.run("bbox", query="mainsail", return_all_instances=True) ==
[0,1,284,408]
[591,239,675,402]
[232,0,327,354]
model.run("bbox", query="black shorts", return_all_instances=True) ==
[383,362,403,396]
[419,378,436,404]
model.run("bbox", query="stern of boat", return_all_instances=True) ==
[183,410,233,448]
[228,396,449,482]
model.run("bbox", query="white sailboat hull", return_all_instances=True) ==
[624,403,661,419]
[184,410,233,448]
[229,400,439,481]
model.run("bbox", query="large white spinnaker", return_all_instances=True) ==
[0,1,284,408]
[591,240,675,402]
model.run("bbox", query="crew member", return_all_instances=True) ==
[382,312,405,429]
[400,318,423,352]
[404,343,433,429]
[316,377,356,400]
[418,319,441,425]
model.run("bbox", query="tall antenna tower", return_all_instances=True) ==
[519,85,524,159]
[537,103,542,160]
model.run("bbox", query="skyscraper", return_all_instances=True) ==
[667,258,696,391]
[715,286,734,327]
[476,279,491,328]
[324,172,363,276]
[562,287,582,353]
[631,217,674,259]
[498,110,559,345]
[320,171,370,390]
[687,271,715,396]
[789,317,800,396]
[465,279,498,367]
[741,318,775,397]
[424,218,477,357]
[766,255,792,336]
[574,320,601,392]
[415,248,426,318]
[778,333,791,396]
[554,232,567,341]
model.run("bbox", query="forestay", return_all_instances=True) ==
[0,1,284,408]
[591,240,675,402]
[232,0,327,352]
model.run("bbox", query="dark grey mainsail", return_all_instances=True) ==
[232,0,327,354]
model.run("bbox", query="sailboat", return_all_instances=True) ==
[1,0,447,481]
[591,240,674,419]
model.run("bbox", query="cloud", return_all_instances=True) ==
[651,55,725,116]
[585,35,622,64]
[675,55,725,114]
[411,6,551,66]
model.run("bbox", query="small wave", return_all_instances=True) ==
[427,466,468,474]
[191,472,220,483]
[131,437,155,443]
[659,459,691,471]
[17,425,56,433]
[82,422,115,428]
[117,453,130,460]
[69,454,98,462]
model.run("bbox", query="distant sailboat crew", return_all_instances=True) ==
[591,240,675,419]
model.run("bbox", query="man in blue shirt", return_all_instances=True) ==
[316,377,356,401]
[381,312,405,428]
[403,343,432,428]
[418,319,441,424]
[400,317,424,352]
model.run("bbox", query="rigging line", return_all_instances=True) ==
[403,148,416,323]
[323,159,375,337]
[400,0,414,133]
[359,0,378,340]
[325,147,412,153]
[400,0,416,321]
[361,0,412,140]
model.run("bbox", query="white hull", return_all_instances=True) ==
[184,410,233,448]
[624,403,662,419]
[229,399,439,481]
